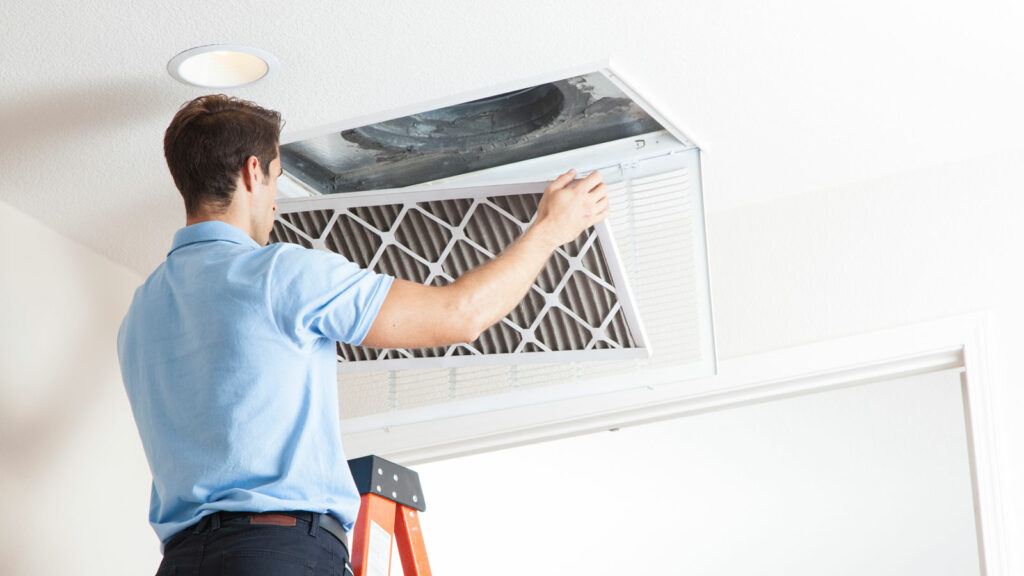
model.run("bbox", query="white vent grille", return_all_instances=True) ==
[270,186,649,372]
[273,148,712,420]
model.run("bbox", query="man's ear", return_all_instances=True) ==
[241,155,261,192]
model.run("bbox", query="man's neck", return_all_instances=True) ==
[187,205,254,241]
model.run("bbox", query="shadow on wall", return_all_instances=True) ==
[0,201,141,476]
[0,77,193,274]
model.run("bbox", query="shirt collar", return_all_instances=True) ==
[169,221,261,255]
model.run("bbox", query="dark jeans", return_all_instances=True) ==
[156,512,352,576]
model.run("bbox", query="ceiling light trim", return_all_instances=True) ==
[167,44,279,88]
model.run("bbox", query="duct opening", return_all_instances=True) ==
[280,72,667,193]
[343,85,565,152]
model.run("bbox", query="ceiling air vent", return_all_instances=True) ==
[274,66,715,446]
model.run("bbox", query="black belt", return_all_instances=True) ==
[195,510,349,553]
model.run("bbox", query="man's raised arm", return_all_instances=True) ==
[360,169,609,349]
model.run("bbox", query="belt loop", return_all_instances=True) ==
[308,512,321,537]
[193,515,206,535]
[211,512,222,532]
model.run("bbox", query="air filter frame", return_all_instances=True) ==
[272,180,650,372]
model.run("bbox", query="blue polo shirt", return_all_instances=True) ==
[117,221,393,544]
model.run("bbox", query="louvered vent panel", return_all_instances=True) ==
[270,188,647,374]
[273,155,709,419]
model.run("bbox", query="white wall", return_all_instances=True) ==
[415,369,979,576]
[0,200,159,574]
[706,147,1024,572]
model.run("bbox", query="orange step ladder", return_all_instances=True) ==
[347,455,431,576]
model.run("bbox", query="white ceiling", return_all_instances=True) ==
[2,0,1022,275]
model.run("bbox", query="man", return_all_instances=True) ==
[118,94,609,575]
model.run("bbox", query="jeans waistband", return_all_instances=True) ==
[192,510,349,553]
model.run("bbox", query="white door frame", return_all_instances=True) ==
[341,312,1007,574]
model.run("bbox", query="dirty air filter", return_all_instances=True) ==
[269,183,647,371]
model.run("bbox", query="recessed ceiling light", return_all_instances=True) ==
[167,44,278,88]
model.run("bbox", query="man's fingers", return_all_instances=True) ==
[583,195,610,221]
[573,170,603,192]
[547,169,577,192]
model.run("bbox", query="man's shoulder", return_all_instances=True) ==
[132,261,169,297]
[261,242,350,268]
[259,243,363,289]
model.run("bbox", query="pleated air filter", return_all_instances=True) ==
[269,183,648,370]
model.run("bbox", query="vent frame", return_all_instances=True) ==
[273,63,717,457]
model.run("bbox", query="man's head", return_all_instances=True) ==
[163,95,283,238]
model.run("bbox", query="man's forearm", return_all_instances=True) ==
[446,222,561,340]
[360,169,609,350]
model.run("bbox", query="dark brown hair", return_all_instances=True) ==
[163,95,283,216]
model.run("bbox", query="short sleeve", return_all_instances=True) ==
[266,244,394,346]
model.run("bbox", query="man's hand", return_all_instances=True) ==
[360,169,611,349]
[531,169,610,249]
